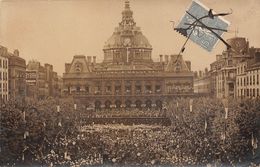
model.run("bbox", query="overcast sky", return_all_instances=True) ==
[0,0,260,75]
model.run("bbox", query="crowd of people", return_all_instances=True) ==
[0,97,260,166]
[81,108,166,118]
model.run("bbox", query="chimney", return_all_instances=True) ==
[159,55,163,63]
[185,61,191,71]
[165,55,169,64]
[65,63,70,73]
[194,71,198,78]
[199,70,202,78]
[87,56,92,63]
[14,49,19,57]
[93,56,96,64]
[205,67,208,74]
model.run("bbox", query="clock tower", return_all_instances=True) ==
[103,0,152,64]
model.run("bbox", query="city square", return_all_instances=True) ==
[0,0,260,166]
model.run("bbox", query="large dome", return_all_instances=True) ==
[104,30,152,50]
[103,1,152,64]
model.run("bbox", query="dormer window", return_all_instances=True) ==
[74,62,83,72]
[175,62,181,72]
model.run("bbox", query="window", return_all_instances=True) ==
[76,86,80,92]
[125,86,131,94]
[155,85,161,93]
[85,86,89,93]
[106,86,111,94]
[145,85,152,94]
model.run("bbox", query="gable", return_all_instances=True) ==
[67,55,91,73]
[165,54,190,72]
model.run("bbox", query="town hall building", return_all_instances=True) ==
[63,1,194,109]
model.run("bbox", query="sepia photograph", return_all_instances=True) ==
[0,0,260,166]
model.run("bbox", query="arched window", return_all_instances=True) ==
[76,85,80,92]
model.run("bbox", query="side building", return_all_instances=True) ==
[193,68,213,96]
[7,49,26,100]
[236,49,260,98]
[0,46,9,102]
[195,37,260,98]
[26,60,61,99]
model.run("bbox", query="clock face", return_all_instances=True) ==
[123,38,131,46]
[235,41,241,48]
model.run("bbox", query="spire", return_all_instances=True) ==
[125,0,130,10]
[120,0,135,30]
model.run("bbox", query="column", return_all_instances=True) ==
[121,80,125,96]
[101,81,105,95]
[112,81,115,96]
[141,80,145,94]
[131,80,135,96]
[152,80,156,94]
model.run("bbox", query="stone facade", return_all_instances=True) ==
[195,37,260,98]
[236,51,260,98]
[63,1,194,109]
[26,61,61,99]
[194,69,212,95]
[7,49,26,100]
[0,46,9,102]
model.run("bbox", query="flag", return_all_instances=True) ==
[57,105,60,112]
[204,119,207,132]
[225,108,228,119]
[189,99,193,112]
[252,133,258,149]
[64,151,68,159]
[221,132,225,141]
[24,131,29,139]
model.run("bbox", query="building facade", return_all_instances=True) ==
[195,37,260,98]
[26,61,61,99]
[194,69,213,96]
[236,50,260,98]
[63,1,194,109]
[0,46,9,102]
[7,49,26,100]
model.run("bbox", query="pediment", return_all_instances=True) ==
[67,56,91,73]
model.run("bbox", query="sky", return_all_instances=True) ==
[0,0,260,75]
